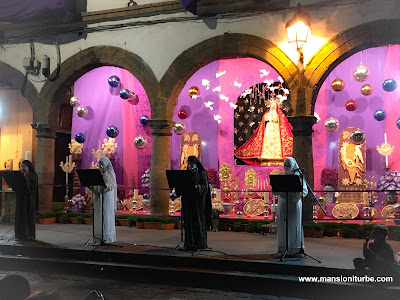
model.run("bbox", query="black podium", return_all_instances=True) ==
[269,174,302,261]
[0,171,27,192]
[166,170,195,250]
[77,169,105,247]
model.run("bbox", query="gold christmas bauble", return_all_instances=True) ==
[188,86,200,98]
[331,78,345,91]
[361,84,373,96]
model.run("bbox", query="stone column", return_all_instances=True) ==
[287,116,317,223]
[147,120,175,215]
[32,123,57,212]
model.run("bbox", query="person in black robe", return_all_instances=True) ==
[16,160,39,241]
[178,156,212,251]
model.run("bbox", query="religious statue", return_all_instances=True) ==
[234,98,293,166]
[180,131,201,170]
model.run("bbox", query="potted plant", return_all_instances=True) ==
[248,221,256,233]
[39,212,56,224]
[322,222,336,237]
[67,212,79,224]
[160,218,178,230]
[312,223,324,238]
[76,215,84,224]
[211,208,221,232]
[233,221,241,232]
[115,215,129,226]
[303,223,313,237]
[347,223,360,238]
[128,216,136,227]
[82,213,92,225]
[321,168,338,204]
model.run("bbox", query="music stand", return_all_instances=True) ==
[0,171,27,240]
[77,169,105,247]
[166,170,194,250]
[269,174,302,261]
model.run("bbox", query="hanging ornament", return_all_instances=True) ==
[369,199,375,207]
[331,78,345,91]
[108,75,120,87]
[76,106,88,118]
[324,117,340,132]
[345,99,357,111]
[106,125,119,138]
[373,109,387,121]
[120,89,134,100]
[140,115,149,125]
[397,117,400,129]
[350,129,365,144]
[353,63,370,82]
[177,109,188,120]
[143,193,150,200]
[75,133,86,144]
[70,96,80,107]
[134,135,147,149]
[382,78,397,92]
[188,86,200,99]
[361,84,373,96]
[173,122,186,135]
[170,192,177,200]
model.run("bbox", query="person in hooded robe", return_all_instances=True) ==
[16,160,39,241]
[177,156,212,251]
[92,156,117,245]
[272,157,308,257]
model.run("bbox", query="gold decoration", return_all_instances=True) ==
[332,203,359,219]
[102,138,118,156]
[219,163,232,192]
[59,155,76,203]
[69,139,84,155]
[376,143,395,156]
[243,199,265,216]
[244,168,257,187]
[270,169,281,175]
[381,205,395,220]
[361,84,373,95]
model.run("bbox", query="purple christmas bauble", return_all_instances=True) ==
[140,115,149,125]
[143,193,150,200]
[382,78,397,92]
[75,133,86,143]
[374,109,387,121]
[106,126,119,138]
[120,88,133,99]
[108,75,120,87]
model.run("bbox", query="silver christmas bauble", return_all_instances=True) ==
[350,129,365,144]
[173,122,186,135]
[353,63,370,82]
[70,96,80,107]
[76,106,88,118]
[134,135,147,149]
[324,117,339,132]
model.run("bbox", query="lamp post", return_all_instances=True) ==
[285,3,311,68]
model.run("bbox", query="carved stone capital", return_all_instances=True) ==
[32,123,58,139]
[287,116,317,137]
[147,120,175,136]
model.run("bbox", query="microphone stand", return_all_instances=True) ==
[295,168,324,264]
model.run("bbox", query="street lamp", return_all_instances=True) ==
[285,3,311,65]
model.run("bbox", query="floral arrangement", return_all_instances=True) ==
[205,168,218,185]
[321,168,338,186]
[378,171,400,195]
[71,194,86,211]
[234,200,245,213]
[117,184,125,200]
[141,169,150,188]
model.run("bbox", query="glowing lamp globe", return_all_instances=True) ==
[285,3,311,50]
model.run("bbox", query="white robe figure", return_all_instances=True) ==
[92,156,117,245]
[272,157,308,255]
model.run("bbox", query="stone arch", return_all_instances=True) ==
[160,33,297,118]
[40,46,158,124]
[0,60,40,122]
[305,19,400,114]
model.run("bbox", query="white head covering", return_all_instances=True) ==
[284,157,300,175]
[99,156,118,211]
